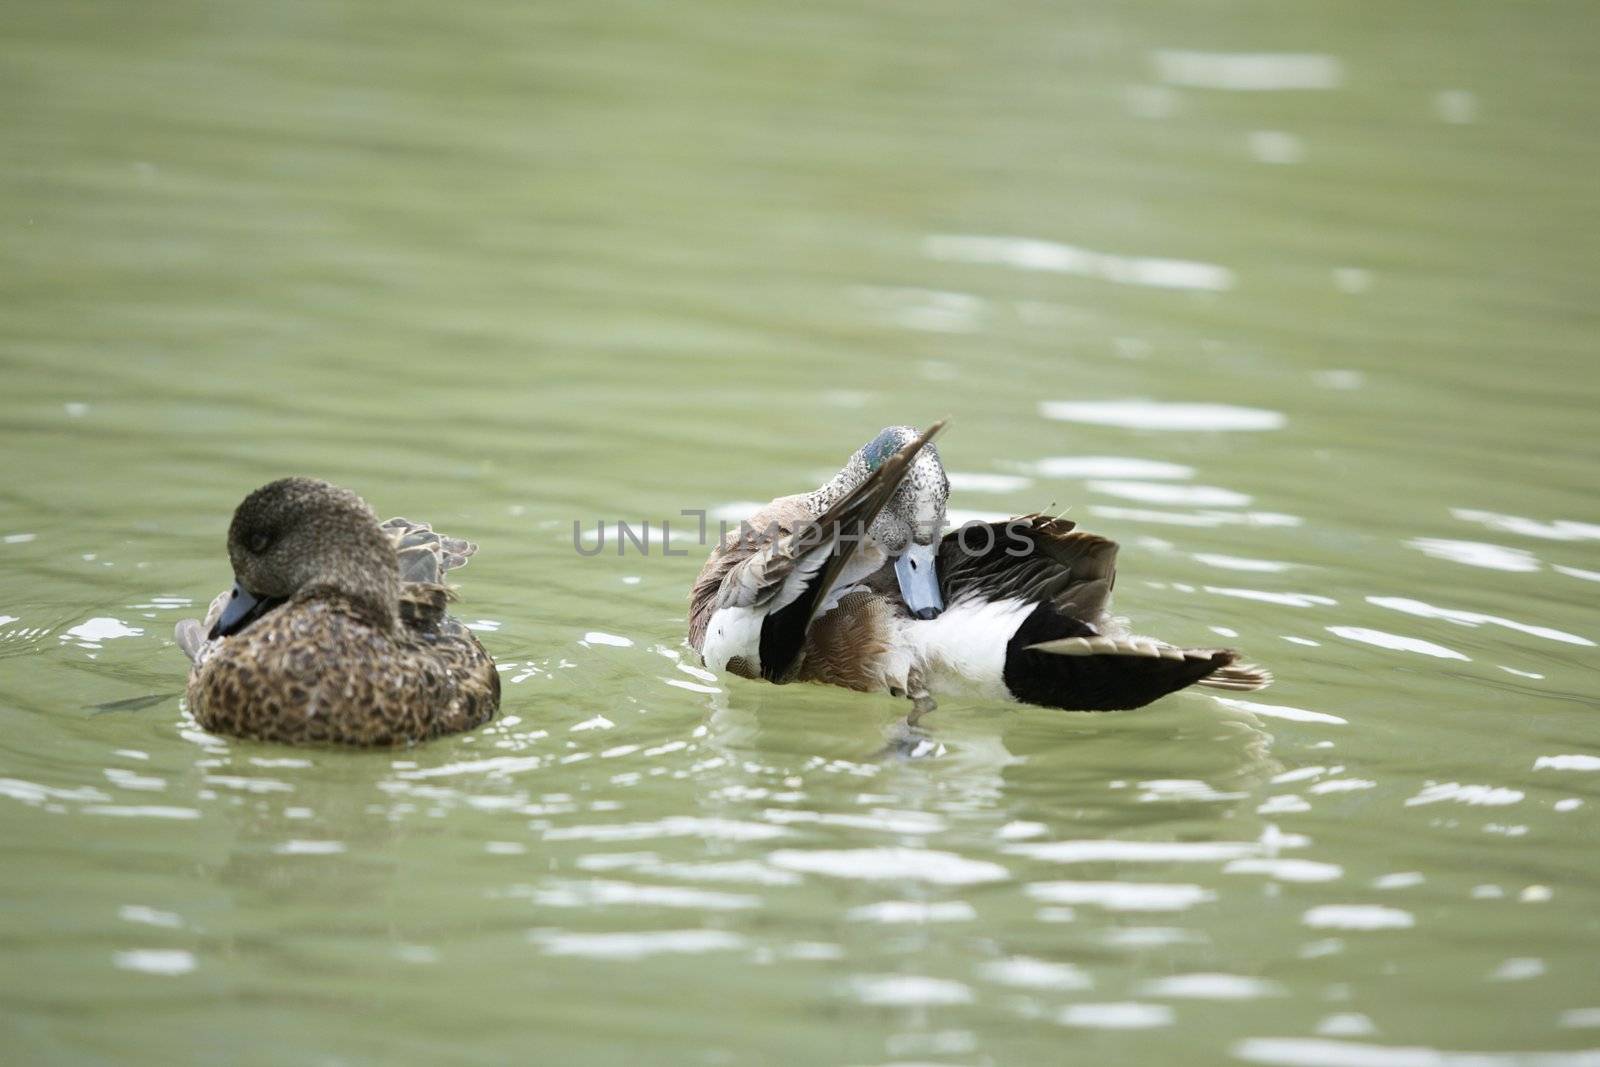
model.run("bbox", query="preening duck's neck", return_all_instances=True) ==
[802,467,863,518]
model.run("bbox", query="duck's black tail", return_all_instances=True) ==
[1005,603,1268,710]
[937,513,1270,711]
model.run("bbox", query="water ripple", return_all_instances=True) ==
[928,234,1234,291]
[1236,1038,1600,1067]
[1027,881,1213,911]
[1302,905,1414,931]
[1153,51,1343,91]
[1326,627,1469,661]
[1040,400,1283,431]
[768,848,1006,884]
[529,929,744,960]
[1368,596,1593,647]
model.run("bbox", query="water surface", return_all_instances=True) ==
[3,1,1598,1063]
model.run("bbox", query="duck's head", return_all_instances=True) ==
[210,477,399,639]
[847,425,950,619]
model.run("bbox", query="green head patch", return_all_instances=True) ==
[863,427,905,472]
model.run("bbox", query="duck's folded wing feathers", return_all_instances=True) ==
[938,514,1118,621]
[380,517,478,585]
[692,421,946,681]
[398,582,455,631]
[755,421,945,682]
[174,587,233,664]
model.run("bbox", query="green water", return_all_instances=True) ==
[3,1,1598,1063]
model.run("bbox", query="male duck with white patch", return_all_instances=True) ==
[688,423,1269,725]
[175,477,499,745]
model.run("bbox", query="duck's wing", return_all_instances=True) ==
[932,514,1268,710]
[937,513,1118,625]
[380,517,477,585]
[693,420,946,683]
[397,582,455,631]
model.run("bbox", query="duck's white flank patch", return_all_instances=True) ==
[905,597,1034,700]
[702,607,764,675]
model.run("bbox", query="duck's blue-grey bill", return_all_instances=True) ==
[895,542,944,621]
[209,580,285,639]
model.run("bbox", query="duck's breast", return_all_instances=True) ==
[902,596,1036,701]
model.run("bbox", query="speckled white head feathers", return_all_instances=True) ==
[838,425,951,554]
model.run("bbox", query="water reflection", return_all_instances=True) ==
[926,235,1234,292]
[2,0,1599,1058]
[1152,51,1343,91]
[1040,400,1285,431]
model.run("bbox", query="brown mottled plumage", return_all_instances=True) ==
[175,478,499,746]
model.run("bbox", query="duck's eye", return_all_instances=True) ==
[248,531,273,553]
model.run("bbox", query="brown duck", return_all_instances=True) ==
[689,423,1269,726]
[175,477,499,745]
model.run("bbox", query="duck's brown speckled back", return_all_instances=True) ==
[187,591,497,746]
[177,478,500,746]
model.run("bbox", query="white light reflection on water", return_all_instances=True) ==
[1058,1002,1175,1029]
[1535,755,1600,772]
[82,805,200,819]
[1248,130,1305,165]
[1088,481,1252,507]
[510,880,759,911]
[1213,698,1347,726]
[1007,839,1264,863]
[1027,881,1214,911]
[1326,627,1469,661]
[113,949,196,976]
[1039,400,1284,431]
[978,957,1091,991]
[1208,588,1336,608]
[1404,783,1524,808]
[927,234,1234,291]
[1091,507,1302,528]
[529,929,745,960]
[768,848,1007,885]
[1302,906,1414,930]
[1452,509,1600,542]
[1367,596,1593,647]
[850,974,973,1006]
[1224,858,1343,883]
[1154,51,1343,91]
[1141,973,1286,1000]
[1195,553,1293,573]
[1317,1014,1379,1038]
[1555,565,1600,583]
[119,905,184,928]
[946,471,1033,493]
[1408,538,1540,572]
[1235,1038,1600,1067]
[545,818,791,843]
[845,900,975,924]
[1027,456,1195,479]
[60,617,143,648]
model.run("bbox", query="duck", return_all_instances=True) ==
[174,477,499,745]
[688,422,1269,725]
